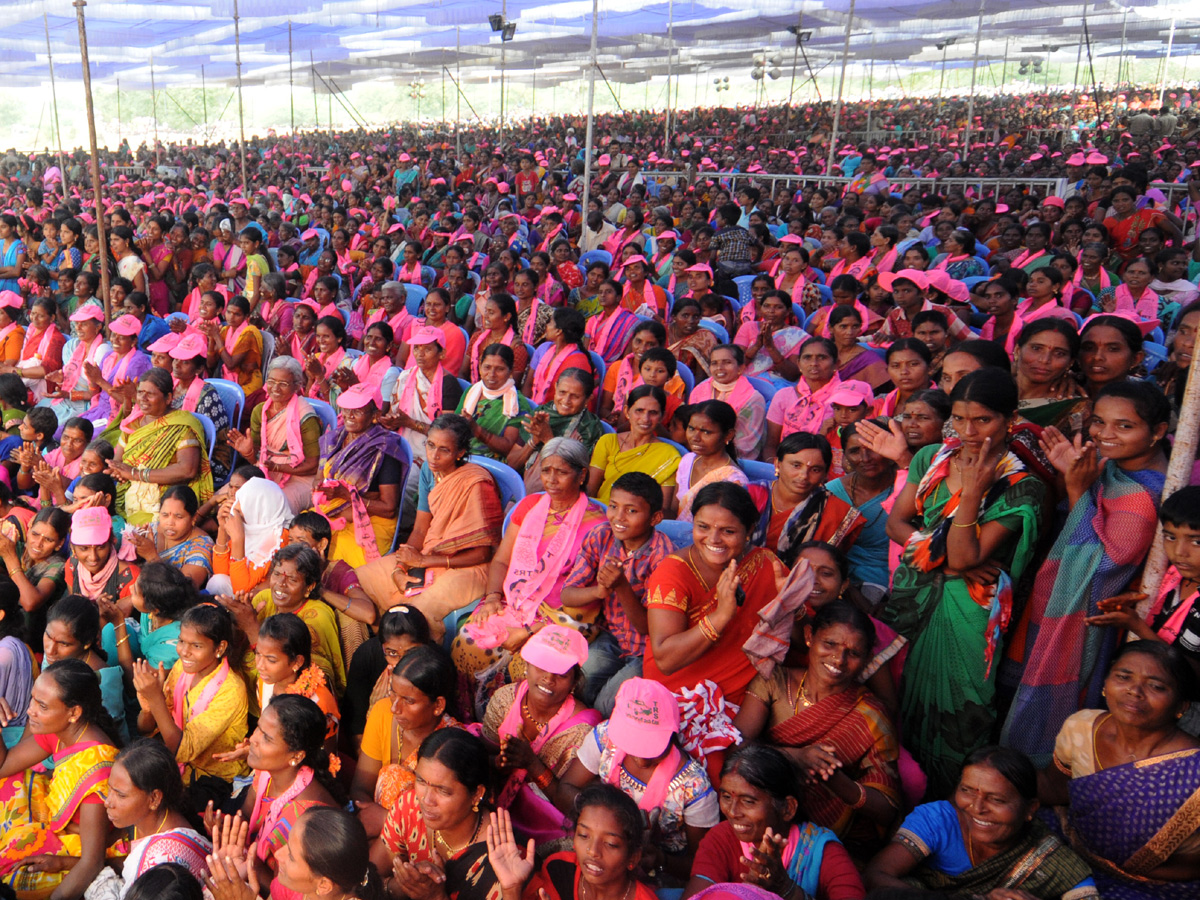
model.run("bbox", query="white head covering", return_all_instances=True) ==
[232,477,292,566]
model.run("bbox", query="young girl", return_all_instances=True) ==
[253,612,339,744]
[132,603,248,810]
[671,400,748,522]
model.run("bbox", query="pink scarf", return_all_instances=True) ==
[502,493,588,616]
[22,324,57,362]
[470,327,514,381]
[495,682,581,807]
[74,550,119,601]
[782,374,841,436]
[873,247,899,273]
[1149,568,1198,644]
[171,658,230,731]
[1074,265,1112,290]
[532,344,581,405]
[62,333,102,392]
[586,308,626,359]
[1114,283,1159,321]
[261,393,310,485]
[307,348,345,397]
[520,298,543,345]
[222,320,249,381]
[602,227,639,256]
[979,313,1026,356]
[623,279,658,316]
[820,301,872,339]
[44,447,82,481]
[178,376,205,413]
[774,270,806,304]
[251,765,314,861]
[606,744,683,812]
[1010,247,1047,270]
[91,348,139,409]
[691,376,757,410]
[397,259,422,285]
[352,353,392,388]
[397,366,446,421]
[739,824,803,870]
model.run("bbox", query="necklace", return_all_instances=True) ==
[769,483,795,516]
[134,808,170,842]
[791,671,815,712]
[578,874,635,900]
[683,547,713,592]
[435,812,482,858]
[521,697,551,734]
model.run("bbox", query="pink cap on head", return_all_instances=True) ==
[301,229,320,240]
[497,182,511,194]
[925,270,969,304]
[387,223,405,234]
[995,204,1010,213]
[623,255,649,267]
[779,234,805,245]
[685,263,713,277]
[829,380,875,408]
[520,624,588,674]
[169,333,208,360]
[608,678,680,758]
[0,290,21,309]
[1082,310,1160,336]
[148,332,183,354]
[71,507,113,546]
[656,231,678,241]
[1042,196,1066,208]
[337,383,382,410]
[69,304,105,323]
[109,314,143,336]
[878,268,930,292]
[597,154,611,166]
[407,325,444,347]
[1085,152,1108,164]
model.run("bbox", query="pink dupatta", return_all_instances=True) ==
[250,765,314,861]
[691,376,757,410]
[469,327,514,381]
[397,366,445,420]
[1114,283,1159,320]
[606,743,683,812]
[261,393,312,486]
[352,353,392,389]
[61,334,102,392]
[782,375,842,436]
[171,658,230,731]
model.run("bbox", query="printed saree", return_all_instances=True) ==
[314,424,405,567]
[118,409,214,525]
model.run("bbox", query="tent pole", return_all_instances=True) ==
[310,52,319,128]
[1117,9,1128,88]
[233,0,248,197]
[1158,19,1176,107]
[964,0,984,150]
[866,36,875,137]
[456,27,462,159]
[116,77,121,144]
[581,0,599,237]
[43,14,69,203]
[938,44,948,110]
[289,20,296,140]
[664,0,674,152]
[500,0,507,149]
[786,12,801,140]
[826,0,856,176]
[71,0,111,322]
[150,51,160,168]
[1072,6,1085,110]
[201,67,208,136]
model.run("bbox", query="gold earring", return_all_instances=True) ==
[1101,689,1106,697]
[472,799,480,812]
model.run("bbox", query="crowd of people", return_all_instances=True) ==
[0,83,1196,900]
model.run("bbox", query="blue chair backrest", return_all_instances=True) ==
[660,438,688,456]
[204,378,246,431]
[587,351,607,385]
[457,377,471,392]
[792,304,806,327]
[468,455,526,510]
[674,365,695,398]
[1149,326,1165,345]
[699,320,730,343]
[973,256,993,275]
[741,459,775,483]
[962,276,991,290]
[816,284,833,305]
[734,275,756,306]
[1144,341,1168,372]
[421,266,437,289]
[599,420,616,435]
[308,399,338,433]
[388,437,415,552]
[345,348,363,360]
[404,284,429,316]
[192,412,216,459]
[655,519,694,549]
[747,376,780,405]
[580,249,613,269]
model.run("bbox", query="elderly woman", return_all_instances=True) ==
[510,368,604,494]
[106,367,213,526]
[229,356,321,515]
[312,383,404,569]
[452,438,607,682]
[355,415,502,634]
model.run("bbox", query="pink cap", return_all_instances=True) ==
[520,624,588,674]
[109,314,143,336]
[71,507,112,546]
[148,332,183,354]
[1085,152,1108,164]
[597,154,611,166]
[779,234,805,245]
[301,229,320,240]
[169,333,208,359]
[1042,196,1065,208]
[829,380,874,408]
[69,305,105,323]
[656,231,678,241]
[608,678,679,758]
[0,290,21,309]
[407,325,445,346]
[685,263,713,277]
[622,254,649,267]
[338,383,382,410]
[878,268,930,292]
[1066,153,1086,166]
[925,270,969,304]
[497,182,511,194]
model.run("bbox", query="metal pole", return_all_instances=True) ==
[964,1,984,150]
[866,37,875,137]
[581,0,599,232]
[786,12,801,140]
[150,50,160,168]
[1072,5,1085,109]
[826,0,856,175]
[1000,37,1008,90]
[1159,19,1176,107]
[43,14,69,204]
[233,0,248,197]
[310,52,319,128]
[455,27,462,159]
[938,43,948,109]
[500,0,507,148]
[289,20,295,139]
[201,67,208,135]
[71,0,111,322]
[116,76,121,143]
[1118,9,1128,88]
[664,0,674,151]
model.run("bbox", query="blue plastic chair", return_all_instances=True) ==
[403,284,429,316]
[599,420,616,435]
[699,320,730,343]
[655,519,694,549]
[1144,341,1168,372]
[580,249,613,269]
[457,377,471,392]
[387,436,415,552]
[973,256,993,275]
[308,399,337,433]
[741,459,775,482]
[816,284,833,305]
[660,438,688,456]
[421,266,437,289]
[587,351,607,386]
[792,304,807,327]
[734,275,757,306]
[442,599,480,652]
[962,276,991,291]
[1149,326,1165,345]
[344,348,363,360]
[205,378,246,433]
[747,376,780,405]
[468,455,526,510]
[192,412,217,460]
[675,365,695,398]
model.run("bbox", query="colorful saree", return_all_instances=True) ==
[0,737,118,897]
[1002,462,1165,765]
[117,410,214,525]
[584,308,638,364]
[590,435,681,505]
[380,792,502,900]
[1056,748,1200,899]
[879,441,1045,798]
[314,424,405,567]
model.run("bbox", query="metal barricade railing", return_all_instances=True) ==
[1149,181,1192,206]
[302,166,330,178]
[640,170,1069,199]
[102,165,147,179]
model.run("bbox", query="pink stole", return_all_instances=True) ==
[1011,248,1047,270]
[397,366,445,420]
[603,228,639,256]
[179,376,205,413]
[587,308,626,359]
[1114,283,1159,320]
[21,325,57,362]
[44,447,82,481]
[261,393,311,485]
[495,682,582,807]
[397,260,422,285]
[62,334,101,392]
[532,344,580,405]
[92,349,138,409]
[622,279,659,316]
[1149,568,1198,644]
[289,332,313,360]
[520,298,543,345]
[250,765,314,861]
[606,744,683,812]
[979,314,1024,356]
[782,375,841,436]
[171,658,230,731]
[873,247,899,273]
[935,253,969,272]
[1074,266,1112,290]
[691,376,757,410]
[352,353,392,388]
[820,301,872,339]
[470,327,514,381]
[222,320,250,381]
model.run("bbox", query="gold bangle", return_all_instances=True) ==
[698,615,720,643]
[951,518,979,529]
[850,782,868,809]
[115,635,130,648]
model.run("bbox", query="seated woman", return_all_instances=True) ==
[372,729,503,900]
[598,321,669,425]
[252,612,340,746]
[672,401,749,522]
[64,505,139,609]
[464,293,530,386]
[510,368,604,494]
[203,295,263,402]
[132,603,248,810]
[1037,640,1200,897]
[125,485,214,590]
[690,345,766,461]
[43,593,129,742]
[764,338,842,457]
[230,356,321,515]
[0,659,119,900]
[479,626,601,840]
[485,787,657,900]
[643,484,789,760]
[584,278,639,364]
[668,298,720,380]
[452,440,607,681]
[82,313,150,434]
[211,476,292,596]
[457,343,534,461]
[684,745,864,900]
[105,739,212,894]
[169,332,231,481]
[524,308,593,407]
[560,678,718,881]
[588,385,681,506]
[355,415,501,631]
[734,601,900,852]
[0,585,34,748]
[332,322,395,410]
[0,506,68,641]
[353,644,460,837]
[732,290,805,383]
[867,746,1098,899]
[345,604,433,751]
[11,296,64,402]
[826,421,898,596]
[312,383,404,568]
[40,304,111,427]
[750,432,864,569]
[106,368,213,526]
[279,299,319,362]
[116,561,196,673]
[398,288,466,376]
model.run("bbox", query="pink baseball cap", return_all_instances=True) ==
[520,624,588,674]
[69,304,105,323]
[0,290,21,309]
[878,268,930,292]
[685,263,713,277]
[338,383,382,410]
[148,332,183,354]
[109,314,143,336]
[1042,196,1066,208]
[71,507,112,546]
[608,678,679,758]
[301,229,320,240]
[829,380,874,408]
[407,325,445,346]
[169,333,208,360]
[925,270,969,304]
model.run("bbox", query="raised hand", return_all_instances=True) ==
[855,417,909,463]
[485,808,536,892]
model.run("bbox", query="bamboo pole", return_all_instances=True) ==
[150,51,160,168]
[71,0,111,322]
[43,14,69,204]
[580,0,599,232]
[288,20,296,140]
[964,1,984,150]
[310,52,319,128]
[826,0,857,175]
[233,0,248,197]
